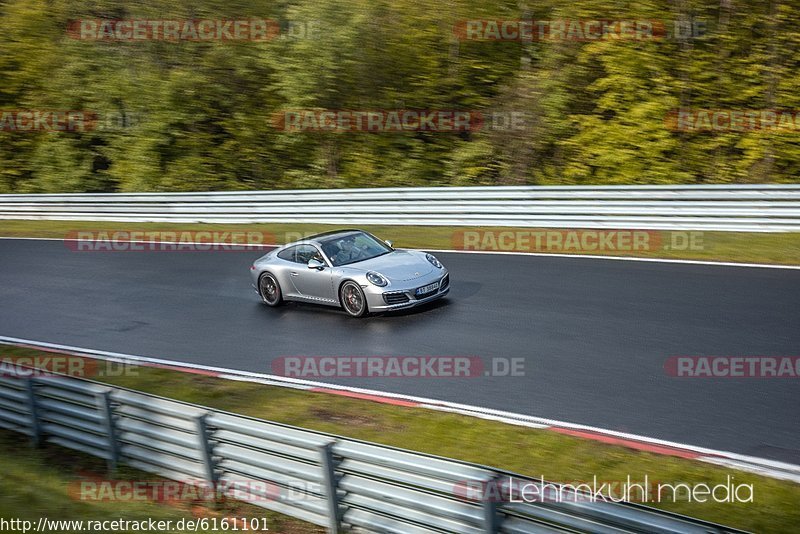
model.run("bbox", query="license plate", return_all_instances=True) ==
[416,282,439,296]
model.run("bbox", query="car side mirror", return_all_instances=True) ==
[385,240,393,248]
[308,258,325,270]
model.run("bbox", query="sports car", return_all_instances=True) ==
[250,229,449,317]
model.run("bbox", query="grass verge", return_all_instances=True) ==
[1,219,800,265]
[0,431,321,533]
[0,345,798,533]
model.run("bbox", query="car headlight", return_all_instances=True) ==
[366,271,388,287]
[426,253,443,269]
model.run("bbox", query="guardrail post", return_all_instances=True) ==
[194,413,218,503]
[23,377,41,447]
[95,390,119,473]
[319,441,341,534]
[481,474,501,534]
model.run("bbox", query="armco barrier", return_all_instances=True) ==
[1,185,799,232]
[0,367,746,533]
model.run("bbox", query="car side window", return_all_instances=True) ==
[295,244,322,264]
[277,246,297,262]
[322,242,340,262]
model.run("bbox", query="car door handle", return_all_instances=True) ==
[290,272,299,276]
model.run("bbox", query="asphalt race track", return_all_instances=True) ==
[1,238,798,463]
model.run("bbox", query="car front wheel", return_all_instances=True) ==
[258,272,282,306]
[340,281,368,317]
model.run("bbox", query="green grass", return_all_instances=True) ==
[1,345,798,533]
[2,219,800,265]
[0,431,321,533]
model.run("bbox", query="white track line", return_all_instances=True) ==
[2,335,798,483]
[1,236,799,269]
[426,248,800,270]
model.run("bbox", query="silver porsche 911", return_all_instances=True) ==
[250,229,449,317]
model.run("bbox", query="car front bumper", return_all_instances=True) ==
[364,271,450,312]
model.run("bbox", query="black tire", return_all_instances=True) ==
[340,281,368,317]
[258,272,283,306]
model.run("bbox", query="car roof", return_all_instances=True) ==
[287,229,364,246]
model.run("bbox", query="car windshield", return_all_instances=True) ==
[319,231,392,267]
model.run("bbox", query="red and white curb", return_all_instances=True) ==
[2,335,799,484]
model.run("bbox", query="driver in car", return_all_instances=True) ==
[332,236,364,264]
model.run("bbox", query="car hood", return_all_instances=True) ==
[350,250,435,282]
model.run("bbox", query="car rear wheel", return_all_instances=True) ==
[340,281,368,317]
[258,272,282,306]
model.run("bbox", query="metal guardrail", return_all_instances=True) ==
[0,368,746,533]
[1,185,799,232]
